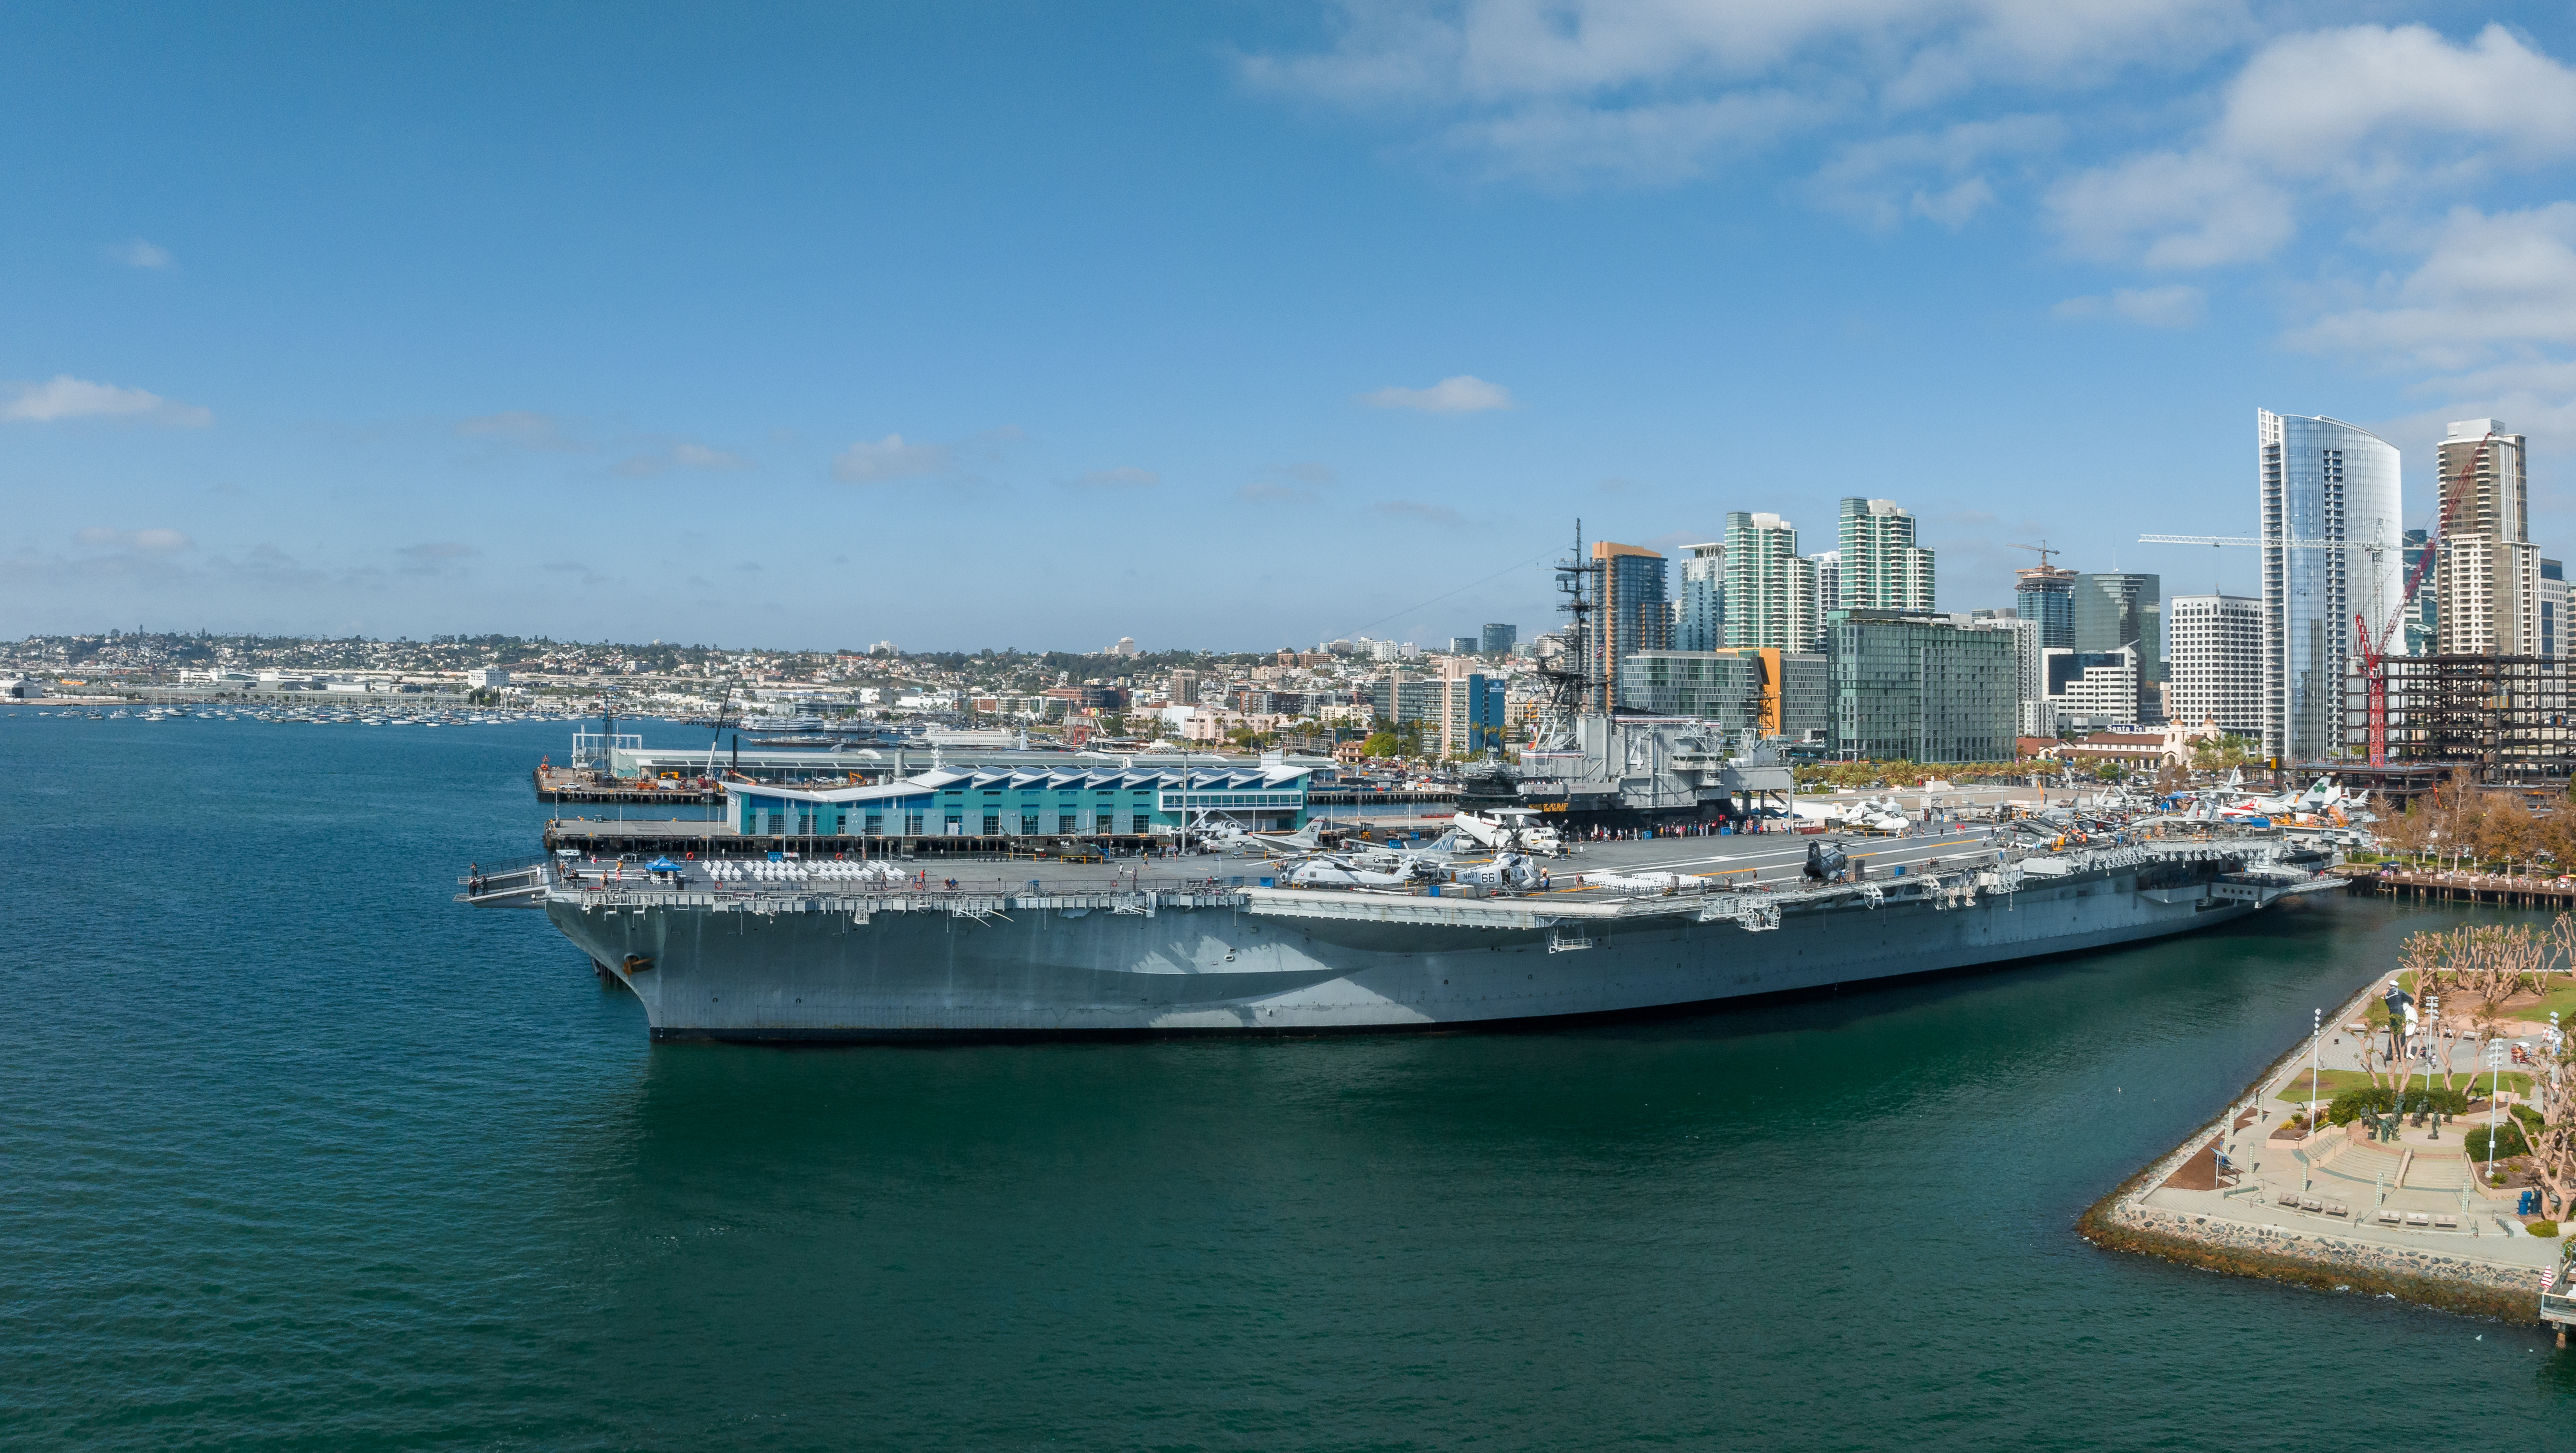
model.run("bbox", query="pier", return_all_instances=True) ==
[2342,866,2576,908]
[534,765,721,805]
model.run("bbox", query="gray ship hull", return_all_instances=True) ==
[542,847,2306,1041]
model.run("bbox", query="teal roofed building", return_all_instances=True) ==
[726,761,1313,843]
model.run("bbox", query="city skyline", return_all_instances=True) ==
[11,6,2576,649]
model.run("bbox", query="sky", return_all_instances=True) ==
[10,1,2576,652]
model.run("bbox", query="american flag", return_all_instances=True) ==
[2545,1267,2557,1292]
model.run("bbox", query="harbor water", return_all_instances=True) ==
[9,712,2576,1448]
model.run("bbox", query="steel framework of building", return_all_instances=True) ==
[2350,653,2576,782]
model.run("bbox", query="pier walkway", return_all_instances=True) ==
[2344,865,2576,909]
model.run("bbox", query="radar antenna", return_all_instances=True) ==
[1531,521,1602,747]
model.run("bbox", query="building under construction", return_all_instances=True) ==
[2352,653,2576,783]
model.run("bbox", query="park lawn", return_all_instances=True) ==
[2511,980,2576,1028]
[2273,1068,2533,1102]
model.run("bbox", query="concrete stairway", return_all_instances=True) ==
[2320,1140,2407,1186]
[2403,1151,2472,1191]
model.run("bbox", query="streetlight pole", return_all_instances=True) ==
[2427,994,2442,1138]
[2488,1038,2505,1185]
[2311,1006,2323,1129]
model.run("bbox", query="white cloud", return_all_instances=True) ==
[3,375,212,426]
[107,238,173,269]
[1246,0,2243,188]
[74,526,195,553]
[2049,149,2290,268]
[1359,375,1517,412]
[1250,0,2238,105]
[2288,205,2576,374]
[2256,203,2576,453]
[1807,114,2064,230]
[1441,90,1832,188]
[2051,283,2207,327]
[453,410,583,452]
[2052,25,2576,267]
[615,441,754,477]
[831,432,954,484]
[1067,466,1160,489]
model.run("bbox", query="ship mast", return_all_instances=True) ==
[1531,521,1602,748]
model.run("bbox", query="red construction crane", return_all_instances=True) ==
[2356,431,2494,765]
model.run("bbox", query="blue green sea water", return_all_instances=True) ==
[9,712,2576,1450]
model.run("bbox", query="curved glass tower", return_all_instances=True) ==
[2258,410,2404,764]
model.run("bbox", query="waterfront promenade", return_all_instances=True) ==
[2091,978,2566,1317]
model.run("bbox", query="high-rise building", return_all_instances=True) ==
[1591,541,1669,707]
[2015,567,2077,650]
[1809,550,1841,613]
[1837,498,1935,611]
[1479,623,1517,656]
[2258,410,2403,763]
[1723,512,1821,651]
[1675,542,1725,652]
[2435,418,2538,656]
[1826,611,2019,763]
[2165,594,2262,735]
[2401,529,2437,655]
[1367,672,1440,725]
[1434,672,1508,757]
[1449,636,1480,656]
[2545,560,2568,660]
[1616,652,1761,726]
[1616,648,1829,742]
[2045,646,2140,731]
[2076,573,2162,720]
[1965,609,2049,737]
[1718,647,1830,743]
[1166,669,1200,705]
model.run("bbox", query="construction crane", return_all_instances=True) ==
[2008,541,2065,570]
[2351,431,2495,765]
[2135,532,2345,595]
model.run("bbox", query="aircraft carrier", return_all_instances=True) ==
[474,824,2336,1041]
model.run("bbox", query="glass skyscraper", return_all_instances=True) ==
[2401,529,2436,655]
[2015,567,2076,650]
[2258,410,2403,764]
[2075,573,2162,717]
[1590,540,1669,708]
[1674,542,1724,652]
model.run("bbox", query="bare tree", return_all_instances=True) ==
[2529,1033,2576,1220]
